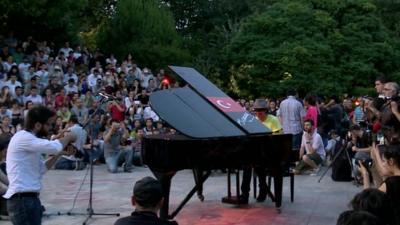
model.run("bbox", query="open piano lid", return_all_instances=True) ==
[149,66,271,139]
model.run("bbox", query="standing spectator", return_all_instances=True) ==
[4,106,76,225]
[268,99,278,116]
[304,94,318,129]
[279,89,305,150]
[103,119,133,173]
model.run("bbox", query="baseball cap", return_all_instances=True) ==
[133,177,163,207]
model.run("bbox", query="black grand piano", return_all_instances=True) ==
[142,66,292,219]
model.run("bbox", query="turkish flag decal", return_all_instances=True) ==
[207,97,245,112]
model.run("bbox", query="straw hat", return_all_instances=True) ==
[253,99,268,110]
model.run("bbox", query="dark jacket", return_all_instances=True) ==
[114,211,178,225]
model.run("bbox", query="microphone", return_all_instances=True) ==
[98,92,116,101]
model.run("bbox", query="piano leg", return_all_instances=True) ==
[273,171,283,213]
[169,170,211,219]
[153,171,175,220]
[193,169,205,201]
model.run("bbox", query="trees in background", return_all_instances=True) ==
[96,0,189,69]
[2,0,400,98]
[225,0,400,98]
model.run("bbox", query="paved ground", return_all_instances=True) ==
[1,165,360,225]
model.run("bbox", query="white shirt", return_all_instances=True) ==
[62,124,87,161]
[301,130,326,160]
[24,94,43,105]
[3,80,22,98]
[87,73,102,87]
[3,130,63,198]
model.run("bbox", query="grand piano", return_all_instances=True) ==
[142,66,292,219]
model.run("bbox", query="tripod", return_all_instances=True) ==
[318,138,354,183]
[58,97,120,224]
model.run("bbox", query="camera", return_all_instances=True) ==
[355,158,373,168]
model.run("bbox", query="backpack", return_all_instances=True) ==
[331,139,352,181]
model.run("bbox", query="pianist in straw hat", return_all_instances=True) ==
[252,99,282,134]
[241,99,284,203]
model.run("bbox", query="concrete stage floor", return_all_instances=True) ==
[1,165,360,225]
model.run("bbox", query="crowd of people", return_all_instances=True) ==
[0,33,399,225]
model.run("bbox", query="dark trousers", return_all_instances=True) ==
[292,132,302,150]
[241,167,267,196]
[7,196,42,225]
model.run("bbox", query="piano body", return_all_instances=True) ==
[142,66,292,219]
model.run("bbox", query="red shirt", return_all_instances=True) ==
[109,103,125,122]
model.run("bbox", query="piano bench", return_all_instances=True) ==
[252,168,295,203]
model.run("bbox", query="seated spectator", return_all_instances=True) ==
[114,176,178,225]
[57,104,72,124]
[23,100,34,118]
[132,129,144,166]
[10,100,23,127]
[0,86,13,108]
[0,116,15,135]
[143,118,154,135]
[64,78,78,95]
[325,129,342,161]
[359,144,400,225]
[24,86,43,105]
[337,210,379,225]
[0,102,12,121]
[294,119,326,175]
[54,116,87,170]
[103,119,133,173]
[71,98,89,125]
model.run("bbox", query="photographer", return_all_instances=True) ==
[359,145,400,225]
[103,118,133,173]
[348,125,373,183]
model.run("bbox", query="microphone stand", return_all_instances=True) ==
[59,97,120,224]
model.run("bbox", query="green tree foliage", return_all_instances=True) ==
[96,0,189,69]
[226,0,400,98]
[162,0,275,91]
[0,0,88,43]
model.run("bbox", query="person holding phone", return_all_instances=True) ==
[293,119,326,175]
